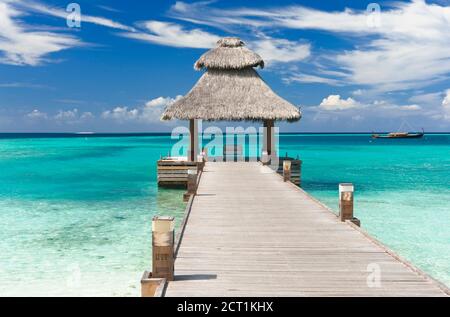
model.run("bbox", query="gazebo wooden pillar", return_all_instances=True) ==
[188,119,199,162]
[263,120,274,156]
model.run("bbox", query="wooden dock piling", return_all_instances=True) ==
[283,160,291,182]
[277,157,301,186]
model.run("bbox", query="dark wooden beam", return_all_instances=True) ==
[189,119,195,161]
[264,120,274,155]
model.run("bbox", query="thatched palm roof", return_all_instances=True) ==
[162,37,301,122]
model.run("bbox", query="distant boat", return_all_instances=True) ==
[372,128,424,139]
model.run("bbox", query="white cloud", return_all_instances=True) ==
[169,1,271,30]
[372,100,422,112]
[101,106,139,122]
[19,2,217,50]
[18,0,134,31]
[398,105,421,111]
[284,1,450,91]
[145,96,175,107]
[80,112,94,120]
[352,89,364,96]
[171,1,450,92]
[0,1,81,66]
[0,82,47,88]
[441,89,450,120]
[443,89,450,108]
[121,21,219,49]
[26,109,48,120]
[319,95,360,111]
[97,5,121,13]
[351,115,364,121]
[0,0,138,65]
[286,73,342,86]
[102,96,182,123]
[25,108,94,123]
[250,38,310,64]
[55,108,78,121]
[409,92,443,105]
[315,95,422,118]
[54,108,94,124]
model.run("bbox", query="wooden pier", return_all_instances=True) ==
[161,162,448,297]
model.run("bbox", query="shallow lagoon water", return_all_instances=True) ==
[0,134,448,296]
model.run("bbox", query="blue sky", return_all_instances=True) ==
[0,0,450,132]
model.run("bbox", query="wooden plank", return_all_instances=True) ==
[164,162,449,297]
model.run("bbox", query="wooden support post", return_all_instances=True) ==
[339,183,360,226]
[183,169,198,202]
[152,216,175,281]
[262,120,274,164]
[263,120,274,156]
[283,160,291,182]
[188,119,199,162]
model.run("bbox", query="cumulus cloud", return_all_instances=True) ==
[319,95,360,111]
[101,107,139,122]
[25,108,94,124]
[26,109,48,120]
[54,108,94,124]
[315,95,422,120]
[102,96,182,123]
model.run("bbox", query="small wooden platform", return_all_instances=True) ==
[164,162,449,297]
[157,159,200,187]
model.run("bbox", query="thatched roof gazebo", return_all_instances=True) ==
[162,37,301,161]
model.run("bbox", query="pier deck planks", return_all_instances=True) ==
[164,162,448,297]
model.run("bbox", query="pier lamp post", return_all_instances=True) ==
[151,216,175,281]
[339,183,360,226]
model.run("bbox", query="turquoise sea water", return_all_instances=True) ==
[0,134,449,296]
